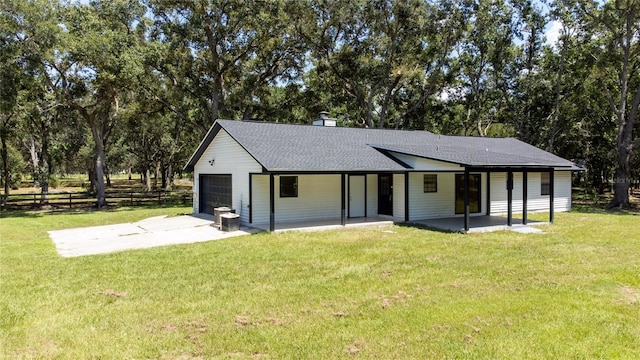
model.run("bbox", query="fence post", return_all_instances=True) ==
[158,191,161,204]
[130,192,133,206]
[33,194,36,205]
[69,193,72,208]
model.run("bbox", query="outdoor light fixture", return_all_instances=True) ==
[208,158,215,166]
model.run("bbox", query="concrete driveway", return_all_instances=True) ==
[48,215,256,257]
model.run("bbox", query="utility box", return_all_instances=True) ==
[214,207,235,226]
[220,213,240,232]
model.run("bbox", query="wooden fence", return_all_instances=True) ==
[1,190,193,210]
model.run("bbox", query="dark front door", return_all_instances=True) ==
[378,174,393,216]
[455,174,481,214]
[199,174,232,215]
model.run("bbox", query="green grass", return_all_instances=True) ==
[1,207,639,359]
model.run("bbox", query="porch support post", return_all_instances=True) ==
[404,172,409,222]
[249,174,253,224]
[522,170,528,225]
[486,171,491,216]
[507,171,513,226]
[464,168,470,232]
[341,173,346,226]
[549,169,555,223]
[269,173,275,232]
[364,175,368,218]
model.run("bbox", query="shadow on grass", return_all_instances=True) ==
[396,222,461,234]
[571,204,639,216]
[572,188,640,216]
[0,204,191,219]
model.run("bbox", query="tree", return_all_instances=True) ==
[0,0,63,201]
[580,0,640,208]
[306,0,464,129]
[47,0,148,207]
[148,0,308,133]
[0,1,22,198]
[455,0,523,136]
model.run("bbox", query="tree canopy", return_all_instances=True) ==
[1,0,638,208]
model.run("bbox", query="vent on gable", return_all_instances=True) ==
[312,111,337,127]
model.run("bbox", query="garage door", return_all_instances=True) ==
[199,174,232,215]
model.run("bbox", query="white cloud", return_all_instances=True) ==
[545,20,563,47]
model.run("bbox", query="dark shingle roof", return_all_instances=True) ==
[184,120,579,172]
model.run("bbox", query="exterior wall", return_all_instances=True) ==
[489,171,571,215]
[366,174,378,216]
[192,129,262,224]
[392,174,406,221]
[251,174,343,224]
[407,172,487,220]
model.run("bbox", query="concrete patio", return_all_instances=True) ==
[49,214,258,257]
[251,215,395,233]
[250,215,545,234]
[411,215,547,233]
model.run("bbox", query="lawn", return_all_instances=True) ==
[1,206,639,359]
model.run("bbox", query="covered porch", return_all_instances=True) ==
[458,166,556,232]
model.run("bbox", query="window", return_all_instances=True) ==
[541,172,551,196]
[423,174,437,193]
[280,176,298,197]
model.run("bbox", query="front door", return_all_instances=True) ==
[455,174,481,214]
[349,175,365,218]
[378,174,393,216]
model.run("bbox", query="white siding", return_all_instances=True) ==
[251,174,343,224]
[407,172,487,220]
[393,174,405,221]
[366,174,378,216]
[251,175,270,224]
[192,129,262,224]
[489,171,571,215]
[390,152,463,171]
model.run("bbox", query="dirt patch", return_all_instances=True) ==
[161,323,178,331]
[235,315,252,327]
[96,289,127,297]
[619,285,639,305]
[184,320,208,333]
[379,290,413,308]
[345,339,366,356]
[266,317,284,325]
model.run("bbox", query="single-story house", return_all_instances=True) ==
[184,115,581,232]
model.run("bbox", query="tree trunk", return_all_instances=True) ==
[1,132,9,199]
[144,168,151,192]
[609,146,631,209]
[25,135,39,187]
[165,162,174,191]
[88,167,96,195]
[549,36,567,153]
[161,163,167,190]
[105,163,111,188]
[91,129,108,208]
[153,161,160,189]
[40,125,49,205]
